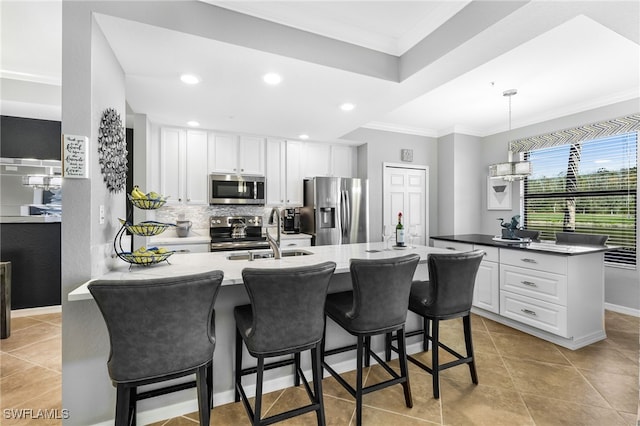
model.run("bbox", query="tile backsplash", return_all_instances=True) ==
[154,205,275,229]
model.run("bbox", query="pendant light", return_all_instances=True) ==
[489,89,532,181]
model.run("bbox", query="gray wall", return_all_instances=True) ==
[436,133,483,235]
[342,127,438,244]
[479,98,640,312]
[61,4,126,423]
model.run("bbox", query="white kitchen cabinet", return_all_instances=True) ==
[209,133,265,175]
[303,142,331,177]
[302,142,356,178]
[330,144,356,177]
[280,234,312,248]
[160,128,208,205]
[266,139,304,206]
[431,240,499,314]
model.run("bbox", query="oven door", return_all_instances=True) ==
[209,174,265,205]
[209,240,270,252]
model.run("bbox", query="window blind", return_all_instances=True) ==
[523,132,637,267]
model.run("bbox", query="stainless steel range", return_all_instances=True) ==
[209,215,269,252]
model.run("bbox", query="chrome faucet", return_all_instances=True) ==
[266,207,282,259]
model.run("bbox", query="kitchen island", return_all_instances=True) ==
[431,234,612,351]
[67,242,445,425]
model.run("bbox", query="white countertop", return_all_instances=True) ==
[68,242,447,301]
[149,230,311,245]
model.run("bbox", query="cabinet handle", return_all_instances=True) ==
[178,198,182,202]
[286,243,296,246]
[521,280,537,287]
[187,198,191,202]
[521,308,537,316]
[241,168,244,172]
[445,247,457,251]
[521,258,538,264]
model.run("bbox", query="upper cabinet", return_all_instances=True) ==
[209,134,265,175]
[160,128,208,205]
[266,139,304,206]
[331,144,356,178]
[303,141,355,178]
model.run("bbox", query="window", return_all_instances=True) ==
[523,132,637,267]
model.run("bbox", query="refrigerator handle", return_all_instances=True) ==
[343,190,351,237]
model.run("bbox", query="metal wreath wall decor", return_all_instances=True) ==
[98,108,128,193]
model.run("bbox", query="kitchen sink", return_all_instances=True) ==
[226,249,313,261]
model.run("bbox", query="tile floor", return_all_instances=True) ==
[1,311,638,425]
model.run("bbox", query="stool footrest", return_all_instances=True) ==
[239,356,295,376]
[137,379,196,401]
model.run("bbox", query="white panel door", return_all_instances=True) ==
[160,128,184,205]
[266,138,285,205]
[238,136,265,175]
[304,142,331,177]
[331,144,354,177]
[185,130,208,205]
[209,133,238,174]
[383,165,428,245]
[285,140,304,205]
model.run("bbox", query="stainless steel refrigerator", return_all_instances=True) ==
[301,177,369,246]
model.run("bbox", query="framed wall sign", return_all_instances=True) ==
[487,177,512,210]
[62,134,89,178]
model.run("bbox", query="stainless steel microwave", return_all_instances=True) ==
[209,174,265,205]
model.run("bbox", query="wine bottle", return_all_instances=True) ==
[396,212,405,247]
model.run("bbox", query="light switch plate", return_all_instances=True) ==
[401,149,413,162]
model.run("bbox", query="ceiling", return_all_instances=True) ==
[1,1,638,142]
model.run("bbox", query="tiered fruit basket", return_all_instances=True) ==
[114,189,174,267]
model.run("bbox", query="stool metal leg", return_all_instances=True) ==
[311,343,326,426]
[355,336,364,426]
[396,327,413,408]
[294,352,301,386]
[364,336,371,367]
[235,329,243,403]
[384,332,392,362]
[432,319,440,399]
[115,383,131,426]
[423,317,430,352]
[196,365,211,426]
[254,357,265,426]
[463,315,478,384]
[206,362,213,409]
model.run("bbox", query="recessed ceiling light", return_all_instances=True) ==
[299,134,309,140]
[263,73,282,85]
[180,74,201,85]
[187,121,200,127]
[340,103,355,111]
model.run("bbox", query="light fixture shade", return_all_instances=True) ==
[489,160,532,181]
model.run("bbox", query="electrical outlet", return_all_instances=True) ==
[99,205,105,224]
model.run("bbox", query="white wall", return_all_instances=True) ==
[436,133,483,235]
[61,4,127,423]
[342,128,438,243]
[480,98,640,312]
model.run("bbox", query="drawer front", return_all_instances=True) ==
[500,291,568,337]
[474,245,499,262]
[432,240,473,252]
[500,249,566,275]
[501,265,567,305]
[281,238,311,248]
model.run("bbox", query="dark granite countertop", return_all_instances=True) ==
[431,234,613,256]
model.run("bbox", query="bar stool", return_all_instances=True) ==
[234,262,336,426]
[387,250,484,399]
[322,254,419,426]
[556,231,609,245]
[88,270,224,426]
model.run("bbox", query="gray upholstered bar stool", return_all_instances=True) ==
[387,250,484,399]
[322,254,420,426]
[234,262,336,426]
[88,270,224,426]
[556,231,609,245]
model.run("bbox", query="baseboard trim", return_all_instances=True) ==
[605,303,640,317]
[11,305,61,317]
[89,343,425,426]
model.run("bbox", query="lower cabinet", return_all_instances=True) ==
[431,240,499,313]
[280,234,312,248]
